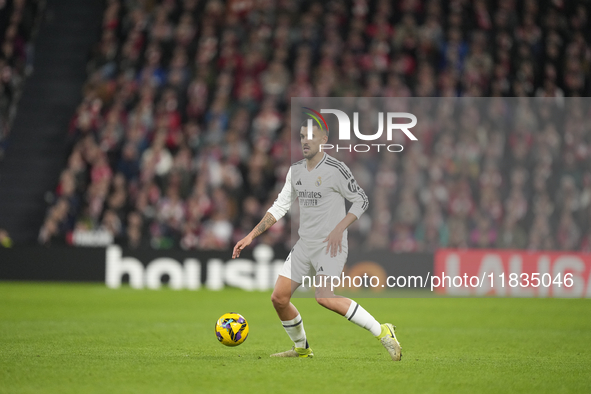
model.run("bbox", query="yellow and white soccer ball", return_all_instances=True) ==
[215,313,249,347]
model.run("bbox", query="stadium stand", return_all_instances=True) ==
[0,0,43,160]
[36,0,591,252]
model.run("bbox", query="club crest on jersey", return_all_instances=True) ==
[315,176,322,187]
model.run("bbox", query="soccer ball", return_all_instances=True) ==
[215,312,249,347]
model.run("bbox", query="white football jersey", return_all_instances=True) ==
[267,153,369,247]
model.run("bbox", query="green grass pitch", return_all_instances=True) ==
[1,282,590,393]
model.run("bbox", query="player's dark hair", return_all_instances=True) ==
[300,118,329,137]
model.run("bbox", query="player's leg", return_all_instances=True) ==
[312,239,402,361]
[270,245,313,358]
[270,274,300,321]
[314,279,402,361]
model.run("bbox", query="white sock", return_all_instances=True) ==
[345,301,382,336]
[281,314,308,348]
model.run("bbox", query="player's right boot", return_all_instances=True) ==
[376,323,402,361]
[270,345,314,358]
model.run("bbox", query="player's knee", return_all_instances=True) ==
[271,292,289,310]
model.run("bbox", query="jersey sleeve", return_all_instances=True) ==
[267,167,296,221]
[333,163,369,220]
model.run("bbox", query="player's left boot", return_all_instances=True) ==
[376,323,402,361]
[270,345,314,358]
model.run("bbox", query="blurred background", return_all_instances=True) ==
[0,0,590,257]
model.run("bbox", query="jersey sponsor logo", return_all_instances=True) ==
[297,190,322,199]
[300,199,319,207]
[315,176,322,187]
[298,189,321,207]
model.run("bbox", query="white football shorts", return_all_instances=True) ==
[278,239,348,283]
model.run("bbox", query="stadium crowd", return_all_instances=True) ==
[37,0,591,252]
[0,0,42,160]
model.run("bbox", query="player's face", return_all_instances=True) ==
[300,126,328,159]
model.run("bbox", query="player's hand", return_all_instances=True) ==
[323,229,344,258]
[232,235,253,259]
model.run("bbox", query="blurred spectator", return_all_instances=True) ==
[414,209,449,252]
[391,224,418,253]
[496,215,527,249]
[469,213,497,249]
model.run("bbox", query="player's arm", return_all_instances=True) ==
[232,168,296,258]
[324,165,369,257]
[232,213,277,258]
